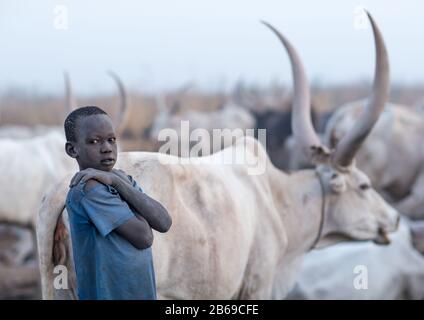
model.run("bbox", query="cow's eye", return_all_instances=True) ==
[359,183,370,190]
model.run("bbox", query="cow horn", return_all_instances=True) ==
[262,21,322,159]
[107,71,129,135]
[63,71,76,112]
[332,11,390,167]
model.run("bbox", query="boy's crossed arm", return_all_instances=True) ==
[70,168,172,250]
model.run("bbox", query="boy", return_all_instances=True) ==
[64,106,172,300]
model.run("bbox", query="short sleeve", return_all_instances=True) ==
[127,175,144,193]
[80,184,135,237]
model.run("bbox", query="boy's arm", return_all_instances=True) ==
[72,169,172,233]
[83,179,154,250]
[111,177,172,233]
[115,216,153,250]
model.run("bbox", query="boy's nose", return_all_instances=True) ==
[100,142,113,153]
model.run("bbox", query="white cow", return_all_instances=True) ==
[37,12,399,300]
[149,90,256,157]
[287,218,424,300]
[0,125,64,140]
[324,94,424,220]
[0,131,76,227]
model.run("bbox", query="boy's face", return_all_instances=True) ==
[66,114,118,172]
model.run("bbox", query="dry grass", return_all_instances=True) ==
[1,82,423,151]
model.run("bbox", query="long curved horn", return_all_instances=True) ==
[63,71,76,112]
[262,21,322,159]
[107,71,129,134]
[332,11,390,167]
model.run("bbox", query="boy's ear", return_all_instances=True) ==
[65,142,78,159]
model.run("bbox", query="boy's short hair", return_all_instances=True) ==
[64,106,108,142]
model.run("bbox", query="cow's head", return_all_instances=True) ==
[315,163,398,246]
[263,11,399,246]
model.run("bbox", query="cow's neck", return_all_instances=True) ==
[270,168,325,258]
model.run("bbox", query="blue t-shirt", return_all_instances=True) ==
[66,175,157,300]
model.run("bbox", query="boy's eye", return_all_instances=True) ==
[109,137,116,143]
[91,139,99,144]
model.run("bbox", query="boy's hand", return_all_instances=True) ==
[111,169,131,184]
[69,168,117,187]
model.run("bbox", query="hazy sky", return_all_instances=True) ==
[0,0,423,96]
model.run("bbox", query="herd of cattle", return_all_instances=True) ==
[1,11,424,299]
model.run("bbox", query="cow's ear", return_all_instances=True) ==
[329,172,346,194]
